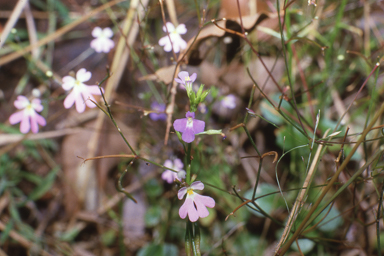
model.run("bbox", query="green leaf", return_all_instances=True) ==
[144,179,163,198]
[137,243,178,256]
[28,167,59,201]
[314,205,343,232]
[144,205,162,227]
[291,238,315,253]
[244,183,280,218]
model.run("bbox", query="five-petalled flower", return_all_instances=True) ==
[158,22,187,53]
[9,95,46,134]
[173,111,205,143]
[90,27,115,53]
[161,158,185,183]
[174,71,196,91]
[149,102,167,121]
[62,68,103,113]
[178,181,215,222]
[221,94,236,109]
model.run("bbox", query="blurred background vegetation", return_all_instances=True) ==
[0,0,384,255]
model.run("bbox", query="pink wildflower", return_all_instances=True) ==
[9,95,46,134]
[178,181,215,222]
[62,68,102,113]
[90,27,115,53]
[161,158,185,183]
[158,22,187,53]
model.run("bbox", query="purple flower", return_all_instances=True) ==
[221,94,236,109]
[161,158,184,183]
[90,27,115,53]
[62,68,102,113]
[158,22,187,53]
[174,71,197,90]
[9,95,46,134]
[149,102,167,121]
[173,111,205,143]
[178,181,215,222]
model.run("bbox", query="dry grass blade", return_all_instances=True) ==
[79,0,149,204]
[275,129,330,252]
[0,0,125,66]
[0,0,28,49]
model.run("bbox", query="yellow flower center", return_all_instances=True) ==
[185,76,191,81]
[187,188,194,195]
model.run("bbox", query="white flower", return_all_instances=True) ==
[158,22,187,53]
[62,68,102,113]
[90,27,115,53]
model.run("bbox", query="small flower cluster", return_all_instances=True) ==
[158,71,222,223]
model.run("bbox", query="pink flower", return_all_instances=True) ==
[9,95,46,134]
[62,68,102,113]
[221,94,236,109]
[161,158,185,183]
[158,22,187,53]
[178,181,215,222]
[173,111,205,143]
[90,27,115,53]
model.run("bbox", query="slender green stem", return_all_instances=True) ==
[251,159,263,202]
[96,71,137,155]
[377,185,384,256]
[193,0,201,27]
[279,101,384,254]
[186,143,192,184]
[244,85,256,124]
[242,126,260,156]
[185,221,192,256]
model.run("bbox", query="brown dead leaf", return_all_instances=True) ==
[138,64,176,85]
[61,115,137,216]
[179,13,269,65]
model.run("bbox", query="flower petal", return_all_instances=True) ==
[163,22,175,33]
[14,95,29,109]
[92,27,103,37]
[190,181,204,191]
[174,158,184,170]
[178,187,188,200]
[195,194,215,208]
[9,111,24,124]
[180,197,199,222]
[31,99,43,112]
[189,73,197,82]
[177,71,189,83]
[161,170,175,183]
[91,38,103,53]
[164,160,173,169]
[176,24,187,34]
[76,68,92,83]
[173,118,188,133]
[63,91,76,109]
[181,128,195,143]
[103,27,113,38]
[192,119,205,134]
[102,39,115,53]
[75,93,86,113]
[158,36,172,52]
[30,115,39,134]
[194,196,210,218]
[35,113,46,126]
[185,111,195,118]
[62,76,76,90]
[19,115,31,134]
